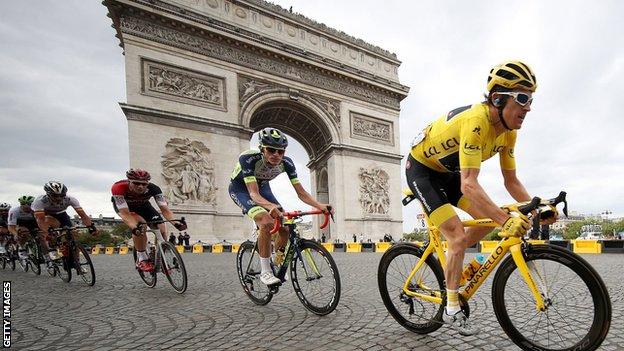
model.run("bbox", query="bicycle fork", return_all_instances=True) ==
[509,243,547,311]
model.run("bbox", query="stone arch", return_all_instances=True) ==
[240,90,340,161]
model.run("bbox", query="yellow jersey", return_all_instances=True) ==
[409,103,516,173]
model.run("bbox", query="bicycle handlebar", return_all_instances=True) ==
[270,208,333,234]
[139,217,186,227]
[515,191,568,217]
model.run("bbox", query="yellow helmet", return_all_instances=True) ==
[487,61,537,92]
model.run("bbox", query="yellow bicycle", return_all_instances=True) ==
[377,191,611,351]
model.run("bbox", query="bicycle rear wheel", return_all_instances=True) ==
[492,244,611,351]
[161,242,187,293]
[377,243,446,334]
[76,246,96,286]
[236,240,273,305]
[290,239,341,315]
[132,248,156,287]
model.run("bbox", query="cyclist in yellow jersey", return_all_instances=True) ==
[406,61,555,336]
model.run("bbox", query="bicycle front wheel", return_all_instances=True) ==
[236,240,272,305]
[57,258,72,283]
[6,244,17,271]
[492,244,611,351]
[76,246,96,286]
[161,242,187,293]
[290,240,341,316]
[27,242,41,276]
[377,243,445,334]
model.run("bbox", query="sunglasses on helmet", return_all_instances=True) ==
[264,147,285,155]
[497,92,533,106]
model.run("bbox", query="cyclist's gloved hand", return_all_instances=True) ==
[499,215,530,238]
[88,224,97,235]
[173,221,187,231]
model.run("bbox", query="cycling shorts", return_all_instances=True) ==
[228,181,281,219]
[405,154,471,227]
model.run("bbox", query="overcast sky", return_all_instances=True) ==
[0,1,622,232]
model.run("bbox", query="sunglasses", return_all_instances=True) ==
[131,181,149,187]
[265,147,285,155]
[497,92,533,106]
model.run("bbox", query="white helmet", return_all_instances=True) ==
[44,181,68,197]
[0,202,11,211]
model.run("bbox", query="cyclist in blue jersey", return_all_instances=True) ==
[229,128,331,285]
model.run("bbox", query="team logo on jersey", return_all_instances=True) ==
[462,143,481,155]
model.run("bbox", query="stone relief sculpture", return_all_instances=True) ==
[146,62,223,107]
[351,113,393,143]
[161,138,217,206]
[358,167,390,215]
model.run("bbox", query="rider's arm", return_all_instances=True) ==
[501,169,531,203]
[460,168,511,225]
[74,208,93,227]
[33,210,49,232]
[245,182,279,211]
[292,183,329,212]
[8,225,18,236]
[118,207,140,229]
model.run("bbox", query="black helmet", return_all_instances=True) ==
[258,128,288,149]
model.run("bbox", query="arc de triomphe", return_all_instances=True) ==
[104,0,409,243]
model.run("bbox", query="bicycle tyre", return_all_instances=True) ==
[290,239,341,315]
[57,257,72,283]
[76,246,96,286]
[236,240,273,305]
[378,243,446,334]
[0,256,5,270]
[161,242,187,293]
[132,247,156,288]
[27,241,41,275]
[492,244,611,351]
[6,243,17,271]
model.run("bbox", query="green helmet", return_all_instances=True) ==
[18,195,35,205]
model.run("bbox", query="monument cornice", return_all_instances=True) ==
[104,0,409,103]
[308,143,403,169]
[120,103,253,138]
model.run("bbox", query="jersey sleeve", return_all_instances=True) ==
[68,196,82,209]
[31,196,45,212]
[282,157,300,185]
[499,131,517,170]
[240,153,259,184]
[459,116,487,169]
[111,182,129,210]
[150,184,168,207]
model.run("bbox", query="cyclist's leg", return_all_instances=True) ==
[42,215,62,256]
[259,183,288,252]
[53,212,78,258]
[457,198,493,246]
[229,182,280,285]
[407,156,477,335]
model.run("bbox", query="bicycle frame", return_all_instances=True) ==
[403,216,547,312]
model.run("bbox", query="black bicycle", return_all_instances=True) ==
[0,233,17,271]
[237,209,341,315]
[22,229,47,275]
[47,226,96,286]
[131,218,188,293]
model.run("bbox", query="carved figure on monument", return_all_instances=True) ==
[358,167,390,215]
[161,138,217,206]
[147,65,222,105]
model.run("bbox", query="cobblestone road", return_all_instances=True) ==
[3,252,622,350]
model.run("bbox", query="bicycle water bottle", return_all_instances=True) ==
[462,255,485,282]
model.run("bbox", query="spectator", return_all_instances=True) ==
[177,232,184,246]
[168,232,176,245]
[321,233,326,243]
[183,232,190,246]
[352,234,357,243]
[359,234,363,243]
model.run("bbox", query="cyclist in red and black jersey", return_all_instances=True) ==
[111,169,186,272]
